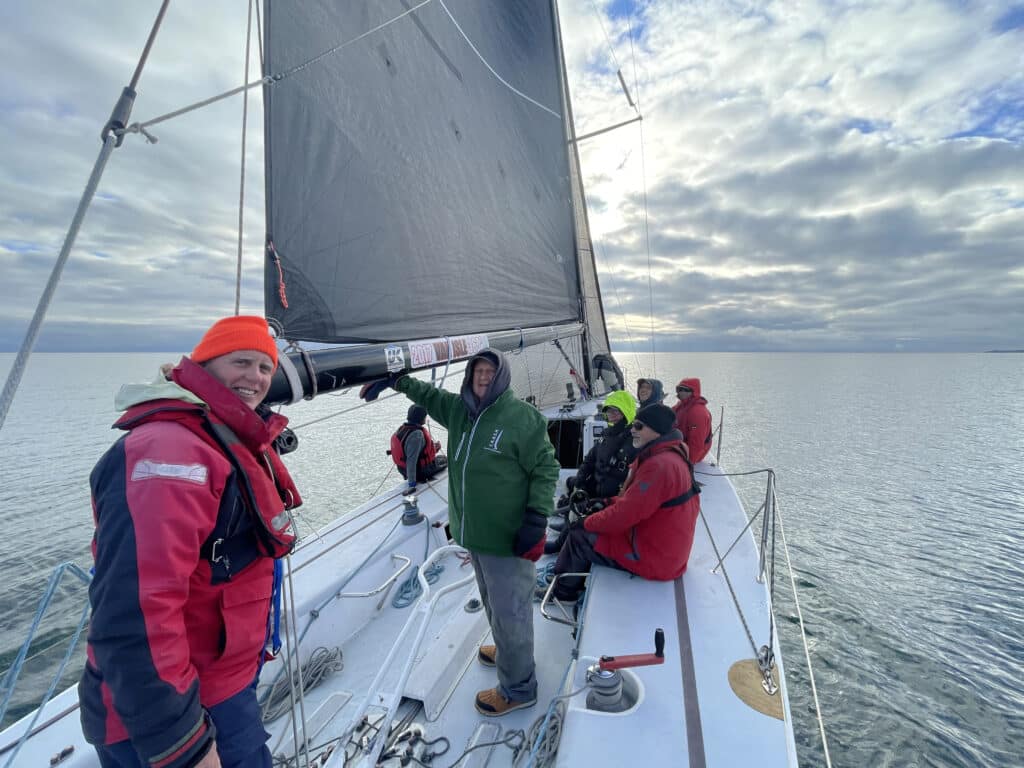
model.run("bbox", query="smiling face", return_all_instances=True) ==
[472,359,497,399]
[203,350,275,410]
[637,381,652,401]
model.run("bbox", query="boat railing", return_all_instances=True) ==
[0,562,91,767]
[696,458,834,767]
[537,572,591,628]
[339,544,476,767]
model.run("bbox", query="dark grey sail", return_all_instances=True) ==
[263,0,581,344]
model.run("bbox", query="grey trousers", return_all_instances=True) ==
[469,551,538,702]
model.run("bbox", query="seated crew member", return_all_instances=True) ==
[545,403,700,603]
[671,377,713,464]
[546,390,638,553]
[390,404,447,490]
[636,377,665,408]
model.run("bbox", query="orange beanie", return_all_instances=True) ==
[191,315,278,368]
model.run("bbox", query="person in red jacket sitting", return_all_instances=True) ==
[671,377,713,464]
[545,403,700,602]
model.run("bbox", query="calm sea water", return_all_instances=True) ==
[1,351,1022,766]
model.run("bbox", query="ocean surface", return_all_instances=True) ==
[1,351,1022,766]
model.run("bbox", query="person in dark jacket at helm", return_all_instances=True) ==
[390,404,447,491]
[545,403,700,603]
[636,377,665,408]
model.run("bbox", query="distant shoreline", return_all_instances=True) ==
[985,349,1024,353]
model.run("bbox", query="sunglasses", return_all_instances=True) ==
[631,421,646,431]
[676,387,692,393]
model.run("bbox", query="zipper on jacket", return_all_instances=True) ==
[459,404,492,543]
[453,432,468,462]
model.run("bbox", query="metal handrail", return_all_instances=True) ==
[334,554,411,599]
[341,545,475,766]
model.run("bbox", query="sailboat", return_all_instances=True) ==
[1,1,810,765]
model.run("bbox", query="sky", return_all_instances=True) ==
[1,0,1022,354]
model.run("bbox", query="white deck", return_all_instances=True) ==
[1,453,797,768]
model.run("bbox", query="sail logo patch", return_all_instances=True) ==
[384,345,405,372]
[484,428,504,454]
[131,459,208,485]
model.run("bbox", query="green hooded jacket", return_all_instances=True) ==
[396,368,559,556]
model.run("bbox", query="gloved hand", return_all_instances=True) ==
[585,498,608,515]
[359,373,402,401]
[512,508,548,561]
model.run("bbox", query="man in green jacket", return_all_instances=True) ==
[362,349,559,716]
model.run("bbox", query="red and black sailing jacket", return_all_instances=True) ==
[79,359,301,768]
[389,423,440,474]
[584,431,700,581]
[671,377,713,464]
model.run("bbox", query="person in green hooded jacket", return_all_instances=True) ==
[361,348,559,717]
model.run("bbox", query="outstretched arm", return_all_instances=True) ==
[396,376,461,429]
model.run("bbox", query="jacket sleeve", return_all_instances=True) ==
[521,412,560,516]
[584,459,663,534]
[403,429,425,484]
[88,424,223,767]
[397,376,460,429]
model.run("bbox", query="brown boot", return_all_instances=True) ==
[477,644,497,667]
[474,687,536,717]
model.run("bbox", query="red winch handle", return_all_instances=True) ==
[598,628,665,671]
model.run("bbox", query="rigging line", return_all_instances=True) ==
[0,135,116,433]
[234,0,255,317]
[593,239,643,377]
[255,0,265,74]
[586,0,638,114]
[625,14,655,368]
[0,2,175,432]
[288,389,400,432]
[121,0,435,137]
[775,491,834,767]
[696,507,760,660]
[128,0,172,91]
[437,0,561,119]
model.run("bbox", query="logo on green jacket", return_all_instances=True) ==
[484,428,504,454]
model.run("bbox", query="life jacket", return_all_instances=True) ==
[115,399,300,584]
[389,423,440,473]
[166,359,300,579]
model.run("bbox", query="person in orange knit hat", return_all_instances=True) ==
[81,315,300,768]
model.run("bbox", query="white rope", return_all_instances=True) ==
[438,0,561,119]
[775,491,834,767]
[233,0,255,316]
[121,1,435,139]
[283,554,312,768]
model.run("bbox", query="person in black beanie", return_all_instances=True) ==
[543,403,701,603]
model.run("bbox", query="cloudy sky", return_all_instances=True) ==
[1,0,1021,354]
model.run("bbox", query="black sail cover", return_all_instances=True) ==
[263,1,583,344]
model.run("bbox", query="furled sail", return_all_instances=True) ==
[263,1,581,344]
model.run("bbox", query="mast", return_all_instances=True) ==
[550,0,614,395]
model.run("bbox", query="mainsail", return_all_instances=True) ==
[262,0,621,407]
